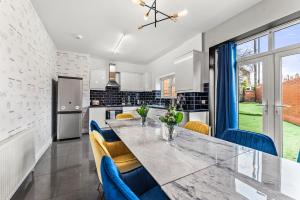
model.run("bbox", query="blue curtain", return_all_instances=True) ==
[215,42,238,138]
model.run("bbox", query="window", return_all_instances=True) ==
[274,22,300,49]
[161,75,176,98]
[237,20,300,60]
[237,35,268,59]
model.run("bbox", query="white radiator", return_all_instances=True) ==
[0,129,35,200]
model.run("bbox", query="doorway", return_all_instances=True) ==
[238,49,300,161]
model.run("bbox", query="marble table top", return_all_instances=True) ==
[162,150,300,200]
[106,118,250,186]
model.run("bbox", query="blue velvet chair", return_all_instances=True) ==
[297,150,300,163]
[90,120,120,142]
[101,156,169,200]
[221,129,278,156]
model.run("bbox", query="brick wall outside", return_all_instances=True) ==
[282,77,300,126]
[255,85,263,103]
[242,80,300,126]
[244,90,256,102]
[243,84,263,103]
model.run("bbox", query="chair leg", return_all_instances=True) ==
[97,181,104,199]
[100,192,104,200]
[97,182,102,192]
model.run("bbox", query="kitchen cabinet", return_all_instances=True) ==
[89,107,109,130]
[120,72,144,91]
[90,69,107,90]
[175,50,203,93]
[123,106,139,112]
[143,72,152,91]
[123,106,139,117]
[189,112,209,124]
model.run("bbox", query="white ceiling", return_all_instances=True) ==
[31,0,262,64]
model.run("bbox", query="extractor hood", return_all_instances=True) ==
[106,63,120,88]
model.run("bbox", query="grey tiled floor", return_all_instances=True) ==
[12,135,102,200]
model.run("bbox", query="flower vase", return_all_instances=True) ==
[141,116,146,126]
[167,125,175,141]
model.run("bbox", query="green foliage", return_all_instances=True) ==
[239,102,300,162]
[241,79,249,91]
[136,104,149,118]
[159,106,183,127]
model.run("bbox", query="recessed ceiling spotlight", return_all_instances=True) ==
[75,34,83,40]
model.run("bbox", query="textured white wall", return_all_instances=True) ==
[0,0,56,198]
[0,0,56,153]
[56,50,90,132]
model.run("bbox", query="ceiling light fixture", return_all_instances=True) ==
[133,0,188,30]
[144,13,149,21]
[131,0,145,6]
[75,34,83,40]
[113,33,126,54]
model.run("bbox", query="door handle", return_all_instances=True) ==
[256,102,268,113]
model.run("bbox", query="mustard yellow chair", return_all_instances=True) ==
[116,112,135,120]
[184,121,210,136]
[89,131,141,183]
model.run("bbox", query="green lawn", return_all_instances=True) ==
[239,102,300,162]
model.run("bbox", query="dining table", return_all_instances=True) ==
[106,118,300,200]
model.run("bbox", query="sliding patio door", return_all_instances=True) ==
[274,48,300,160]
[237,55,275,140]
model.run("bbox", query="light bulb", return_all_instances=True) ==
[131,0,145,6]
[144,13,149,21]
[178,9,188,17]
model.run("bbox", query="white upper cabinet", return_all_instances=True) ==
[143,72,152,91]
[120,72,144,91]
[175,50,203,92]
[90,69,107,90]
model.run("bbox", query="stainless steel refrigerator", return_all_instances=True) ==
[57,76,83,140]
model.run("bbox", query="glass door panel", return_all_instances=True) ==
[238,56,274,138]
[275,50,300,161]
[238,62,264,133]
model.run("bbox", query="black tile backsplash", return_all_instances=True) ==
[90,83,209,111]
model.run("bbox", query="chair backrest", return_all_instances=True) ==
[184,121,210,136]
[297,150,300,163]
[116,113,135,120]
[89,131,111,182]
[101,156,139,200]
[90,120,102,133]
[221,129,278,156]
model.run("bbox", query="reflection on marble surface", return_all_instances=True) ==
[163,151,300,200]
[107,118,250,185]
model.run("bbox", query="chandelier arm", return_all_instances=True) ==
[154,1,156,27]
[144,4,171,18]
[140,16,173,29]
[146,0,156,16]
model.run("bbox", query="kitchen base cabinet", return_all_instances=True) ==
[123,106,139,117]
[89,107,109,131]
[189,112,209,124]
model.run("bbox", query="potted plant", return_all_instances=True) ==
[136,104,149,126]
[159,106,183,141]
